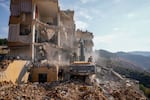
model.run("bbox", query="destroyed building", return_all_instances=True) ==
[2,0,94,83]
[8,0,94,64]
[0,1,148,99]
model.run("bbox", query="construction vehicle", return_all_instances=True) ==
[66,39,96,82]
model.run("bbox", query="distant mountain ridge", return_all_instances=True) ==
[128,51,150,57]
[95,49,150,72]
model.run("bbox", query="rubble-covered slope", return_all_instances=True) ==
[96,65,147,100]
[0,81,106,100]
[0,78,147,100]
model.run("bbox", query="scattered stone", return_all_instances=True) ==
[0,79,147,100]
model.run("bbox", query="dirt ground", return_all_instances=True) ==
[0,80,147,100]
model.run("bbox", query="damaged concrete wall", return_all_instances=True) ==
[8,0,94,65]
[55,10,76,64]
[8,24,32,44]
[0,60,29,84]
[75,29,94,60]
[8,46,32,59]
[33,0,60,63]
[8,0,33,59]
[31,65,58,82]
[59,10,75,49]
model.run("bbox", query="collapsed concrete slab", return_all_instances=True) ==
[0,60,29,84]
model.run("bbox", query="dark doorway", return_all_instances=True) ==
[38,73,47,83]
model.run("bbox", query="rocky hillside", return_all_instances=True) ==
[95,50,150,72]
[95,49,150,98]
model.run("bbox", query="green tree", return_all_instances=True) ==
[0,38,7,46]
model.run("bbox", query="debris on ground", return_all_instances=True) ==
[0,64,147,100]
[112,87,146,100]
[42,80,106,100]
[0,81,46,100]
[0,60,11,71]
[0,80,106,100]
[0,79,147,100]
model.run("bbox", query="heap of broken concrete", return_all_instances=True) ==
[96,65,147,100]
[0,79,147,100]
[0,80,106,100]
[0,60,11,71]
[0,63,147,100]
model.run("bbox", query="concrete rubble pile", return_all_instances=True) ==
[0,60,11,71]
[0,81,46,100]
[0,79,147,100]
[0,80,107,100]
[42,80,107,100]
[98,80,147,100]
[112,87,146,100]
[0,63,147,100]
[96,65,147,100]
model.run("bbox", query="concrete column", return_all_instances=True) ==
[57,12,61,64]
[57,13,61,47]
[31,3,36,62]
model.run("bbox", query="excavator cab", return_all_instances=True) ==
[67,39,96,82]
[69,61,96,76]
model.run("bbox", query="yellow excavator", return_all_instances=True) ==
[65,39,96,82]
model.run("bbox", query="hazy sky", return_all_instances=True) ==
[0,0,150,52]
